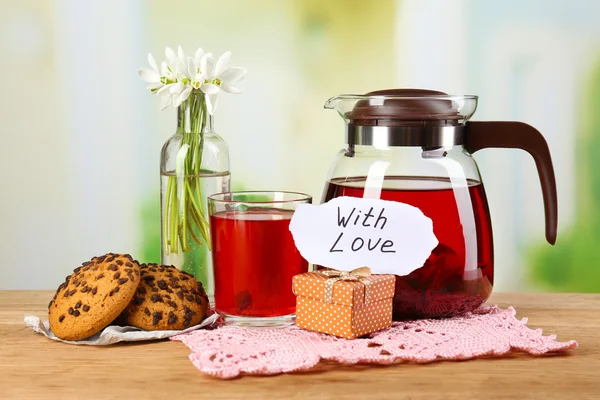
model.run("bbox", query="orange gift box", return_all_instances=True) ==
[292,269,395,339]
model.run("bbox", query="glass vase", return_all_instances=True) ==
[160,90,230,304]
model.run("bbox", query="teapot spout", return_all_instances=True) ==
[324,96,341,110]
[323,95,364,121]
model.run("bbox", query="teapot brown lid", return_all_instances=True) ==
[349,89,464,126]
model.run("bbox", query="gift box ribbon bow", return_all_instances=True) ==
[319,267,373,304]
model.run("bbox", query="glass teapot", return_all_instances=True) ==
[322,89,557,320]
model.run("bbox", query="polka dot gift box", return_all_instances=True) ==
[292,267,395,339]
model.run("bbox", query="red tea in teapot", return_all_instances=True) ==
[323,175,494,320]
[320,89,558,319]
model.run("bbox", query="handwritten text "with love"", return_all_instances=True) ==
[329,206,396,254]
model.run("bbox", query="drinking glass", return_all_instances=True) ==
[208,191,311,327]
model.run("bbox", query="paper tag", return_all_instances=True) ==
[289,196,438,275]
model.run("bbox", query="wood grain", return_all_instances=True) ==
[0,291,598,400]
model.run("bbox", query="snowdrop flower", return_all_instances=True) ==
[187,48,208,90]
[157,81,192,110]
[138,46,188,92]
[209,51,247,94]
[164,46,188,82]
[138,46,245,112]
[137,53,164,91]
[201,51,247,114]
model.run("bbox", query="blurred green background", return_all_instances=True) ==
[1,0,599,292]
[529,59,600,292]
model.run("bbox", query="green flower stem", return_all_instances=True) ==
[170,183,179,253]
[163,90,212,255]
[186,217,202,246]
[163,176,173,248]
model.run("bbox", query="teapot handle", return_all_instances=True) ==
[464,121,558,245]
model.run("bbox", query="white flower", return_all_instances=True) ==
[200,51,247,114]
[211,51,247,94]
[137,53,163,91]
[138,46,245,112]
[187,48,208,90]
[157,81,192,110]
[138,46,189,92]
[164,46,188,81]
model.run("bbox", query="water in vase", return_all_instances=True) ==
[160,171,230,304]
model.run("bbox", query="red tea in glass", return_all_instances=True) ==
[323,176,494,320]
[208,191,311,327]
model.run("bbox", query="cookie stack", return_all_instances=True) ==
[48,253,208,340]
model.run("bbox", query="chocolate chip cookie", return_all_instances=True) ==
[122,264,208,330]
[48,253,141,340]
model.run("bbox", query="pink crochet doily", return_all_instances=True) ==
[171,305,577,379]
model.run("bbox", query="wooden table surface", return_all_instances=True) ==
[0,291,598,399]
